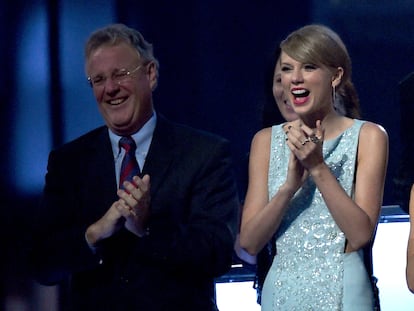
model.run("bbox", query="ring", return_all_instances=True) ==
[310,135,321,144]
[301,138,310,145]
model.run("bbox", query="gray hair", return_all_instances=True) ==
[85,23,159,74]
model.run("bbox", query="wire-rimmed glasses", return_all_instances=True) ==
[87,64,143,88]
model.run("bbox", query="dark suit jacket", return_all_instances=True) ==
[31,115,240,311]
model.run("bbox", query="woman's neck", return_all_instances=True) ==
[299,110,351,140]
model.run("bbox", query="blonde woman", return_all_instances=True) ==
[240,24,388,310]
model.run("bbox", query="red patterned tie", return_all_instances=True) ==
[119,136,140,189]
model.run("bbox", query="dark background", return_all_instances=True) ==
[1,0,413,309]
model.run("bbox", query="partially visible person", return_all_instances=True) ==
[30,23,239,311]
[406,183,414,293]
[261,47,299,129]
[240,24,388,310]
[271,48,299,123]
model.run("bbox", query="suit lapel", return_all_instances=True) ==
[142,116,176,202]
[83,127,118,207]
[81,118,179,214]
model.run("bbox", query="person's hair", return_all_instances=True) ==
[280,24,360,119]
[336,82,361,119]
[85,23,159,77]
[280,24,350,84]
[261,30,361,128]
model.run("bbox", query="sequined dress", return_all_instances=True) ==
[261,119,374,311]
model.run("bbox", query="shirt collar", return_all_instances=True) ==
[108,112,157,159]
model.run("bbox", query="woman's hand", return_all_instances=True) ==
[284,120,324,172]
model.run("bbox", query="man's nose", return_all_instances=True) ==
[103,77,121,92]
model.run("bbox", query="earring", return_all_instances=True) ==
[332,84,336,105]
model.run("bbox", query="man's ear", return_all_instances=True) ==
[147,62,158,91]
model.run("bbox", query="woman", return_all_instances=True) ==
[271,48,299,123]
[406,184,414,293]
[240,24,388,310]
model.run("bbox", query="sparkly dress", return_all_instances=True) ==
[261,119,374,311]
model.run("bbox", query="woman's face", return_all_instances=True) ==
[272,59,297,122]
[280,51,340,118]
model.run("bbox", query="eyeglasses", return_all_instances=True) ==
[87,64,143,88]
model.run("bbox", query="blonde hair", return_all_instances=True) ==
[280,24,360,118]
[280,24,351,87]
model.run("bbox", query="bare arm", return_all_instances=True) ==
[240,128,304,255]
[307,122,388,251]
[406,184,414,293]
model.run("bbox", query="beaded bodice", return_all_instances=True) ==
[267,119,365,310]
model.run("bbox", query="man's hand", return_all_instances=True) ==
[85,201,126,248]
[117,174,151,237]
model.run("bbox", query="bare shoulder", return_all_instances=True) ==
[410,184,414,206]
[409,184,414,229]
[252,127,272,144]
[250,127,273,159]
[360,121,388,142]
[358,121,389,163]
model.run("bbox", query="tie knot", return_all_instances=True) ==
[119,136,136,153]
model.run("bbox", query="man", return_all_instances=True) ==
[31,23,239,311]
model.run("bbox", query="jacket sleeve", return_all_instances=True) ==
[29,149,104,285]
[127,137,240,279]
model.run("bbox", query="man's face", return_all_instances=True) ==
[86,42,157,135]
